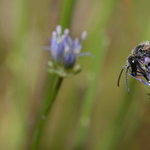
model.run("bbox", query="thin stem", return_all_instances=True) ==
[32,77,63,150]
[74,35,107,150]
[44,77,63,115]
[74,0,119,148]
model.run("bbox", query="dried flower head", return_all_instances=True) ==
[45,25,93,77]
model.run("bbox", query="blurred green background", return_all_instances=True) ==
[1,0,150,150]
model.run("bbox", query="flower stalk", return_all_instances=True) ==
[32,77,63,150]
[32,25,92,150]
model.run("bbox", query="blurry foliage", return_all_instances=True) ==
[1,0,150,150]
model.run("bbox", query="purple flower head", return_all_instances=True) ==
[44,25,93,77]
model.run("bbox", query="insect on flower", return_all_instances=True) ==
[117,41,150,94]
[44,25,93,77]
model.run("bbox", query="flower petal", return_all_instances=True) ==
[81,31,87,41]
[73,38,82,53]
[63,52,76,69]
[56,43,64,63]
[50,39,57,60]
[56,25,62,36]
[64,29,69,36]
[76,52,94,58]
[52,31,56,39]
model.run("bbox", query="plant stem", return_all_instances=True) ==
[74,35,107,150]
[32,77,63,150]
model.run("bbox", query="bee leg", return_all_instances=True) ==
[117,65,127,87]
[136,71,150,84]
[136,64,149,83]
[125,66,130,94]
[128,73,150,87]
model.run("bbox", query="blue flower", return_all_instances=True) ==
[45,25,93,77]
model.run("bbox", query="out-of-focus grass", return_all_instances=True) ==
[74,0,119,149]
[1,0,150,150]
[59,0,76,28]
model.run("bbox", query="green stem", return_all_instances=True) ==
[74,35,107,150]
[32,77,63,150]
[31,0,75,148]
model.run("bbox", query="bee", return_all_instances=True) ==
[117,41,150,94]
